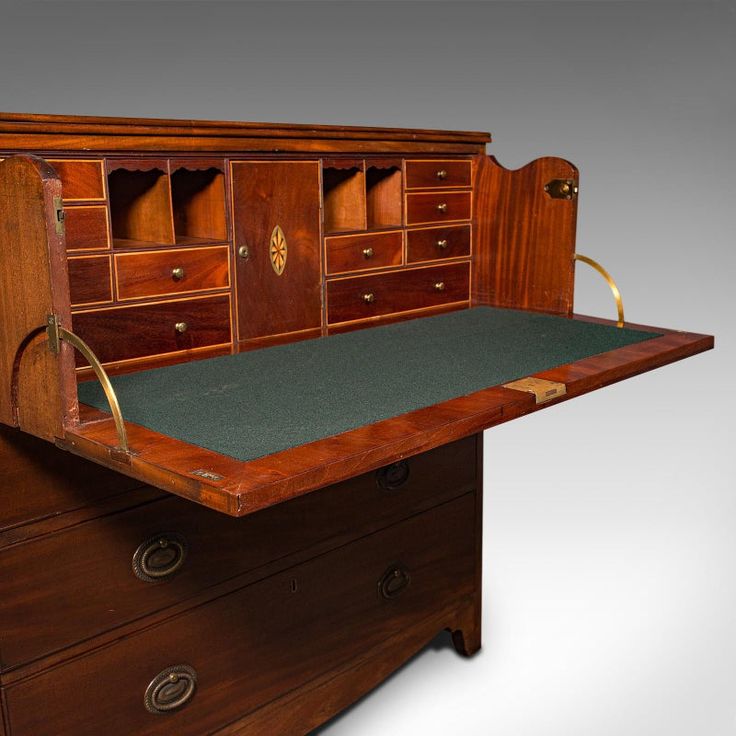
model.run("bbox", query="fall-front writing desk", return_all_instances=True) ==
[0,113,712,735]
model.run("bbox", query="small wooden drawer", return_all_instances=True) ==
[4,494,475,735]
[71,295,231,366]
[406,191,471,226]
[115,246,230,301]
[407,224,471,263]
[325,230,403,274]
[405,159,471,190]
[47,159,106,202]
[0,437,475,668]
[68,255,113,307]
[64,205,110,251]
[328,262,470,324]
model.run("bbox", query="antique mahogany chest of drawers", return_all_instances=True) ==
[0,113,711,735]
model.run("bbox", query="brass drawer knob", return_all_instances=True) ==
[436,239,448,249]
[175,321,188,334]
[171,266,185,281]
[362,247,374,259]
[436,169,448,180]
[378,563,411,601]
[376,460,410,491]
[436,202,448,213]
[132,532,188,583]
[144,664,198,714]
[237,245,250,260]
[434,281,446,292]
[362,292,375,304]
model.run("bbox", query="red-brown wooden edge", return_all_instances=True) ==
[59,317,713,517]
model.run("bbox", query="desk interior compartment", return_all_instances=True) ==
[322,160,366,233]
[107,160,175,248]
[170,162,228,245]
[365,160,402,229]
[47,159,106,202]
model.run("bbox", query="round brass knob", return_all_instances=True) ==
[436,169,448,180]
[436,202,448,213]
[362,292,375,304]
[238,245,250,259]
[171,266,185,281]
[175,322,188,334]
[434,282,446,292]
[144,664,197,714]
[436,239,448,249]
[362,247,374,259]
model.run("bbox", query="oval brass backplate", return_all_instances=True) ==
[144,664,197,714]
[269,225,287,275]
[378,563,411,601]
[132,532,188,583]
[376,460,410,491]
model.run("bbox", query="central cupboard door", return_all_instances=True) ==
[231,161,322,340]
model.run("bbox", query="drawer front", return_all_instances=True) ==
[0,437,475,668]
[115,246,230,301]
[68,255,113,307]
[47,159,106,202]
[325,230,403,274]
[72,295,231,366]
[328,262,470,324]
[5,495,475,736]
[406,191,471,226]
[407,224,471,263]
[64,205,110,251]
[405,159,471,190]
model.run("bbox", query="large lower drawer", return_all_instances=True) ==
[0,437,476,668]
[327,262,470,324]
[4,494,476,736]
[71,294,231,366]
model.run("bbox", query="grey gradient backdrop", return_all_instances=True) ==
[2,2,733,734]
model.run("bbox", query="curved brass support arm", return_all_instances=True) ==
[46,316,129,452]
[574,254,625,328]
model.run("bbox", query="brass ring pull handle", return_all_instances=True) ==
[132,533,188,583]
[171,266,185,280]
[376,460,410,490]
[238,245,250,260]
[574,254,625,328]
[362,247,374,259]
[45,316,129,453]
[362,292,375,304]
[175,321,189,334]
[436,202,448,213]
[378,563,411,601]
[436,239,448,249]
[144,665,198,714]
[436,169,447,180]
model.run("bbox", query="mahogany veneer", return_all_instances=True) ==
[0,113,711,736]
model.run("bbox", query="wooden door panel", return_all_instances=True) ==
[231,161,322,340]
[472,155,579,315]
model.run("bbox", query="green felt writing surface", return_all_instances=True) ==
[77,307,659,462]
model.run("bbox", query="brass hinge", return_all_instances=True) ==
[544,179,578,200]
[53,196,65,236]
[503,377,567,404]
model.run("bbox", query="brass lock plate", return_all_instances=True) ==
[544,179,578,200]
[503,377,567,404]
